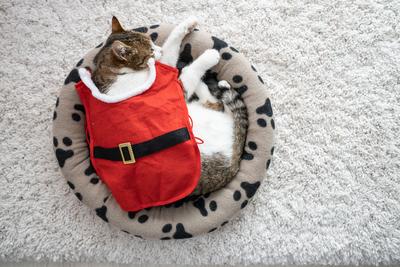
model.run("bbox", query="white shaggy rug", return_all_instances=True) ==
[1,0,399,265]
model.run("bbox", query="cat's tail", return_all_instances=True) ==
[190,80,248,196]
[214,80,248,174]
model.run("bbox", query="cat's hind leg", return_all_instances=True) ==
[159,17,198,67]
[195,81,224,111]
[180,49,220,99]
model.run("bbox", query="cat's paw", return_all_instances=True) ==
[200,49,220,67]
[181,16,198,34]
[218,80,231,89]
[198,89,221,107]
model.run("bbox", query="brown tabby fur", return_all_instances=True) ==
[90,17,248,195]
[92,17,154,93]
[192,85,248,195]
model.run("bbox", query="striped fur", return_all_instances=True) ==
[191,82,248,195]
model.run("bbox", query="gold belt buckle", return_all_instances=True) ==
[119,142,135,164]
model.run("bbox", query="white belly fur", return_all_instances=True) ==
[107,71,234,159]
[188,102,234,158]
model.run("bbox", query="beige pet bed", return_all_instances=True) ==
[52,24,275,240]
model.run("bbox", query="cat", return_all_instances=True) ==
[88,17,248,195]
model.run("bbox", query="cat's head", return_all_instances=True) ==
[95,17,155,70]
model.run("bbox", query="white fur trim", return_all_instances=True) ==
[152,43,162,60]
[78,58,156,103]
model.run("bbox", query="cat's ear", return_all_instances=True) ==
[111,41,137,61]
[112,16,125,33]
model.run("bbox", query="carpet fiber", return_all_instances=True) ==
[1,0,399,265]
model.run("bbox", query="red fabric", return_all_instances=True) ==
[75,62,201,211]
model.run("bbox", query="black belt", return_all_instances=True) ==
[93,127,190,164]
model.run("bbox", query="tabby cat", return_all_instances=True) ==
[86,17,248,195]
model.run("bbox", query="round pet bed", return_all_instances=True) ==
[52,23,275,240]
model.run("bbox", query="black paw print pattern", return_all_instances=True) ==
[95,205,108,222]
[132,26,148,33]
[163,194,202,209]
[53,97,59,121]
[249,62,265,85]
[242,140,258,161]
[221,46,239,61]
[255,98,275,168]
[255,98,274,130]
[177,43,193,72]
[64,69,80,85]
[53,136,74,168]
[192,193,218,217]
[266,146,275,170]
[211,36,228,51]
[210,36,250,97]
[230,73,251,97]
[160,223,193,240]
[207,220,230,233]
[231,181,261,209]
[83,160,101,185]
[120,230,143,239]
[127,211,149,224]
[72,104,85,122]
[65,179,84,202]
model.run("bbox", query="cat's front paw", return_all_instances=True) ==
[201,49,220,67]
[180,16,198,34]
[218,80,231,89]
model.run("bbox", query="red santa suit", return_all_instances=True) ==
[75,58,201,212]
